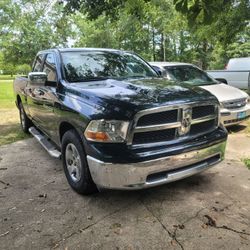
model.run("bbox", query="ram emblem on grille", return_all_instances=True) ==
[178,108,192,136]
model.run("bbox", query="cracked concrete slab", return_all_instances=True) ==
[0,135,250,250]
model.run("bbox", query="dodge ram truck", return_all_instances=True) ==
[13,48,227,194]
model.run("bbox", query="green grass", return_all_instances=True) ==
[242,158,250,170]
[0,75,15,80]
[0,80,15,108]
[0,77,30,145]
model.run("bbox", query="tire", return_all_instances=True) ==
[62,129,97,195]
[19,102,32,133]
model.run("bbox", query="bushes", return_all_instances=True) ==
[16,64,31,75]
[0,64,31,77]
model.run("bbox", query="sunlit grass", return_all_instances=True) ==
[0,75,15,80]
[0,79,15,108]
[0,77,30,145]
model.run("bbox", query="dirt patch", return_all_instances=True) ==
[0,108,30,145]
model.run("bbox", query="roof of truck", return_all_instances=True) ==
[39,48,130,54]
[149,62,194,67]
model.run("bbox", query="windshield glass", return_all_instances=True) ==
[61,51,158,82]
[165,65,217,86]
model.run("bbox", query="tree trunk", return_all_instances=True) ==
[161,33,166,61]
[152,29,156,61]
[201,40,208,70]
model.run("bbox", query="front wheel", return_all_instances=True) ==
[19,102,32,133]
[61,129,97,195]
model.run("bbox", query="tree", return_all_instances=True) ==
[64,0,125,20]
[0,0,73,66]
[174,0,250,45]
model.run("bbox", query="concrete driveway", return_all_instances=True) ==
[0,134,250,250]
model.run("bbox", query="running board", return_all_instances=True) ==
[29,127,61,159]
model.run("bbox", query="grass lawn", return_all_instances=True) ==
[0,75,15,80]
[0,77,30,145]
[242,158,250,170]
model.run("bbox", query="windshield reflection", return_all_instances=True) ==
[62,51,158,83]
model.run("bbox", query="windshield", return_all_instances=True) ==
[61,51,158,82]
[165,65,217,86]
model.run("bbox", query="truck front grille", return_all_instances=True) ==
[222,98,246,109]
[192,105,215,119]
[137,110,178,126]
[133,128,176,144]
[129,103,218,145]
[190,119,216,135]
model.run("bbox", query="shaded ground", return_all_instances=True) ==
[0,108,30,146]
[0,134,250,250]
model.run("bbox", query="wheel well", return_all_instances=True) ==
[17,95,21,105]
[59,122,78,142]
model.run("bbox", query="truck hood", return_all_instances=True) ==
[200,83,248,103]
[65,78,217,119]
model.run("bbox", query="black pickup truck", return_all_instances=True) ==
[13,48,227,194]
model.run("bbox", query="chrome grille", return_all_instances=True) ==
[190,119,216,135]
[128,103,218,145]
[137,110,178,126]
[133,128,176,144]
[192,105,215,119]
[222,98,246,109]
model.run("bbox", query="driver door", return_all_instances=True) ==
[26,53,58,137]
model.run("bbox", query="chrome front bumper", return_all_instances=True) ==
[87,141,226,190]
[221,104,250,126]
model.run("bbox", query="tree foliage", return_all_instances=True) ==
[0,0,73,66]
[0,0,249,71]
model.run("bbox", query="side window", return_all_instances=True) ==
[33,54,44,72]
[43,53,57,82]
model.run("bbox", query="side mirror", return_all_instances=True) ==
[151,66,162,76]
[28,72,47,86]
[215,78,228,84]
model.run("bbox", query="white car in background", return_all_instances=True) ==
[150,62,250,126]
[207,57,250,89]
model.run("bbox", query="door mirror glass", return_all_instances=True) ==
[28,72,47,86]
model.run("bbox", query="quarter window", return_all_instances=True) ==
[33,54,44,72]
[43,53,57,82]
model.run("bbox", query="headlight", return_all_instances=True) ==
[84,120,129,143]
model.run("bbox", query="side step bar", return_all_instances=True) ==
[29,127,61,159]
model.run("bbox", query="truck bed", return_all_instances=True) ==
[207,70,250,89]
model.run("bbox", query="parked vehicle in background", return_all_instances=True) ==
[207,57,250,89]
[150,62,250,126]
[13,48,227,195]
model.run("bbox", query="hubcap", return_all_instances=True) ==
[65,143,82,183]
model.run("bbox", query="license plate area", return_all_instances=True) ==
[237,111,246,119]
